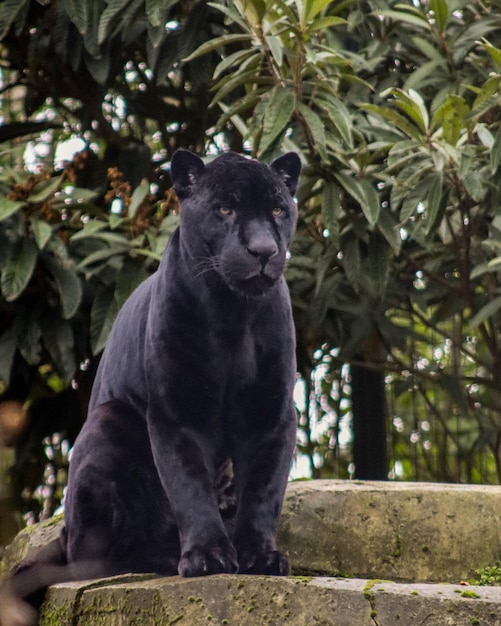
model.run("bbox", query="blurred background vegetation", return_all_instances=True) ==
[1,0,501,552]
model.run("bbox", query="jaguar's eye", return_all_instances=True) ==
[219,207,232,216]
[272,208,283,217]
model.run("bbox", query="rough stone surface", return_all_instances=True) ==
[278,480,501,582]
[4,481,501,584]
[369,581,501,626]
[1,514,63,575]
[39,575,501,626]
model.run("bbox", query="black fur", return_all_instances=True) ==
[0,150,301,624]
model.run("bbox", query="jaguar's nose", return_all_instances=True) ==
[247,240,278,266]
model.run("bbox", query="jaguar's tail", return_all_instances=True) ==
[0,536,66,626]
[0,535,108,626]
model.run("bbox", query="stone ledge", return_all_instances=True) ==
[278,480,501,582]
[40,574,501,626]
[4,480,501,584]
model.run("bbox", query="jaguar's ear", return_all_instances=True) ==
[170,149,206,200]
[270,152,301,196]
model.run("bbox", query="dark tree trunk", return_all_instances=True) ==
[351,363,388,480]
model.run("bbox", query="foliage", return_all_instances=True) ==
[471,562,501,586]
[0,0,225,153]
[185,0,501,481]
[0,156,177,385]
[0,0,216,532]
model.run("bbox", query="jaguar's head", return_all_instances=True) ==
[171,150,301,297]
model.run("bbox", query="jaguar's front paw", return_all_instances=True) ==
[178,544,238,577]
[238,550,290,576]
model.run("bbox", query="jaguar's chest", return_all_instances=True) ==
[208,319,261,385]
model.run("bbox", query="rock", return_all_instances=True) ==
[1,514,64,574]
[38,574,501,626]
[278,480,501,582]
[4,481,501,584]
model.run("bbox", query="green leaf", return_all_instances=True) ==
[409,35,443,62]
[296,101,327,161]
[389,88,429,133]
[321,96,353,147]
[303,0,331,22]
[487,257,501,271]
[92,232,134,246]
[360,178,380,227]
[183,34,252,63]
[77,244,131,269]
[424,172,444,235]
[42,319,76,383]
[146,0,177,27]
[430,0,448,32]
[70,219,108,241]
[146,0,177,49]
[27,175,63,203]
[84,47,111,84]
[469,295,501,329]
[470,261,490,280]
[0,196,25,221]
[1,238,38,301]
[215,91,261,133]
[462,169,488,202]
[490,128,501,173]
[98,0,132,44]
[378,207,402,254]
[0,0,28,39]
[476,123,494,148]
[213,48,256,80]
[452,19,500,66]
[59,269,83,320]
[235,0,266,27]
[342,236,362,293]
[404,59,444,91]
[63,0,88,35]
[133,248,163,261]
[63,187,98,204]
[361,104,422,141]
[375,9,430,30]
[211,67,268,107]
[267,33,285,67]
[368,230,390,298]
[257,86,296,157]
[30,218,53,250]
[83,0,100,56]
[109,214,128,230]
[482,39,501,72]
[129,179,150,217]
[321,181,342,245]
[470,76,500,117]
[307,15,346,32]
[399,179,429,224]
[90,287,120,354]
[42,252,82,319]
[334,172,380,226]
[431,95,469,145]
[206,1,249,31]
